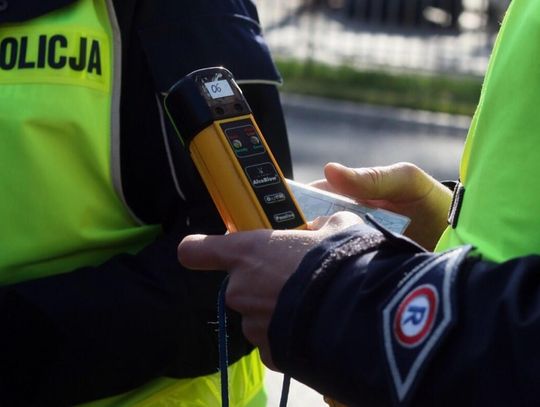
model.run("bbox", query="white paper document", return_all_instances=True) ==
[287,179,410,234]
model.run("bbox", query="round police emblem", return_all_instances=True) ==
[393,284,438,348]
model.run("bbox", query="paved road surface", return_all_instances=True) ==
[283,93,470,183]
[266,369,328,406]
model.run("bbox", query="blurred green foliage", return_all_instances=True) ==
[276,59,483,116]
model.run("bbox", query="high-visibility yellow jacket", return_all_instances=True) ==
[0,0,291,405]
[436,0,540,262]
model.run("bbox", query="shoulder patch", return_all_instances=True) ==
[382,247,469,403]
[394,284,439,348]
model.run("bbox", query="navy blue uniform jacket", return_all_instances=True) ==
[269,222,540,406]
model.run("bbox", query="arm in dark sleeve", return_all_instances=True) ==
[241,83,293,178]
[269,223,540,406]
[0,217,251,406]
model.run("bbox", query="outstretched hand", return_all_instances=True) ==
[177,212,363,369]
[311,162,452,250]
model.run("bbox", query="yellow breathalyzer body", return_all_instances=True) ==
[165,67,306,232]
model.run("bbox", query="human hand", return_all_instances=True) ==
[310,162,451,250]
[177,212,363,369]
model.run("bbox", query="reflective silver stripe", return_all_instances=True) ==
[155,93,187,201]
[105,0,145,225]
[236,79,283,86]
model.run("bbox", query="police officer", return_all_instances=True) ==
[178,0,540,405]
[0,0,291,405]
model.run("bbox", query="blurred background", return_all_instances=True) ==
[254,0,509,404]
[254,0,509,181]
[259,0,504,76]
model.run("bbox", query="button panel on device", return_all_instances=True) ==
[264,192,286,204]
[222,119,304,229]
[224,123,266,158]
[245,163,280,188]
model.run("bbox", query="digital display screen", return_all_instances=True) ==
[204,79,234,99]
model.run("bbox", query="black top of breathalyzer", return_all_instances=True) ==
[164,67,252,145]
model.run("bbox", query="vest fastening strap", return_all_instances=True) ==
[448,182,465,229]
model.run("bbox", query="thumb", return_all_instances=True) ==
[323,162,429,202]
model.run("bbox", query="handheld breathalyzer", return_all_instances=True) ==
[164,67,306,232]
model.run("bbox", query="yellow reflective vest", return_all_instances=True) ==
[0,0,276,405]
[436,0,540,262]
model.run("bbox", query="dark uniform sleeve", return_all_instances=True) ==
[269,223,540,406]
